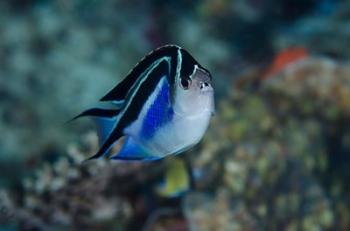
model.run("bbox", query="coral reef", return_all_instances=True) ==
[2,132,168,230]
[1,0,350,230]
[188,57,350,230]
[2,56,349,230]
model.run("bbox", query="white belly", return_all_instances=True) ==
[125,110,212,158]
[150,111,212,156]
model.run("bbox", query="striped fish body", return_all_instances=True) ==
[74,45,214,161]
[121,77,213,160]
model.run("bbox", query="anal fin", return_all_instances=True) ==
[110,137,159,161]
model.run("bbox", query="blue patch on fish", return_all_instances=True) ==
[141,78,174,139]
[72,44,214,161]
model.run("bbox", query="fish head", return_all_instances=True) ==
[173,65,214,116]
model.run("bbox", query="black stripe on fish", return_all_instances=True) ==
[69,108,120,122]
[87,59,170,160]
[100,45,179,102]
[179,48,211,81]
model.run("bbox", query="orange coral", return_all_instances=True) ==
[263,47,309,79]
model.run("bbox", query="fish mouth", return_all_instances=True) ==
[200,87,214,97]
[200,85,213,93]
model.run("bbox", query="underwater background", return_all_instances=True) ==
[0,0,349,230]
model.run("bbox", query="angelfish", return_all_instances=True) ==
[74,45,214,160]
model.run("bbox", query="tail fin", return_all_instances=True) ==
[87,125,123,160]
[70,107,123,160]
[88,111,125,160]
[95,117,119,146]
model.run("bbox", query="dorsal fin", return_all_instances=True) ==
[100,45,180,102]
[70,108,121,121]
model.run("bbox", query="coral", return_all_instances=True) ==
[4,132,168,231]
[1,1,350,230]
[183,189,256,231]
[2,55,349,231]
[187,57,350,230]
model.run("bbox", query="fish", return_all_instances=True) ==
[154,157,191,198]
[73,45,214,161]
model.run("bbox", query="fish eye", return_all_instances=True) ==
[180,78,191,90]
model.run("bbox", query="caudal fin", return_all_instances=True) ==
[87,126,123,160]
[70,107,124,160]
